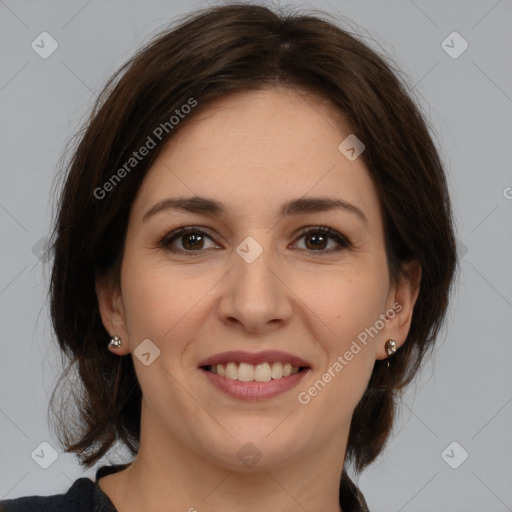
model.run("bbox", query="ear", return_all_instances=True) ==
[376,260,422,360]
[95,270,131,355]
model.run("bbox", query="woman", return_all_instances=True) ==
[0,3,457,511]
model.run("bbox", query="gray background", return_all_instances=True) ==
[1,0,511,510]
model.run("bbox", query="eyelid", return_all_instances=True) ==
[159,224,351,255]
[290,225,352,255]
[293,224,351,245]
[159,226,219,251]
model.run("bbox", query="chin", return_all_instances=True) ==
[196,426,302,472]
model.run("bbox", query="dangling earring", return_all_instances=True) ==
[109,335,122,349]
[384,339,397,367]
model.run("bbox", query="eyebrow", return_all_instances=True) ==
[142,195,368,225]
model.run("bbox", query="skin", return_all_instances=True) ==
[96,87,421,512]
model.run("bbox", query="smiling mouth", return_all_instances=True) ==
[201,361,309,382]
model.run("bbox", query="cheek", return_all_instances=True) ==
[299,263,389,349]
[333,286,382,354]
[120,256,218,342]
[296,265,387,405]
[120,251,174,341]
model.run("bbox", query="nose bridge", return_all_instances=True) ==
[234,233,281,304]
[217,232,293,331]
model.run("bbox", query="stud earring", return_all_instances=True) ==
[385,339,397,357]
[384,339,397,367]
[109,335,122,349]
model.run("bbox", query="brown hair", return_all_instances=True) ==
[48,3,457,473]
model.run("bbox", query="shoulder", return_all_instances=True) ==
[0,473,116,512]
[0,478,94,512]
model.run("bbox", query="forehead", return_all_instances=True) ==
[132,87,382,228]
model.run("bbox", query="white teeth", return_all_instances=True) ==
[208,361,302,382]
[271,362,283,379]
[238,362,254,382]
[254,363,271,382]
[225,362,238,379]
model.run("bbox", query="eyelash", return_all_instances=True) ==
[159,225,351,256]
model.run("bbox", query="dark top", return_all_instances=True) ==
[0,464,369,511]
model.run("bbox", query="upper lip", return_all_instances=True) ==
[198,350,311,368]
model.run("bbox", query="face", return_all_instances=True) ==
[97,87,418,471]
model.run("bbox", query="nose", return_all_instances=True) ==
[216,238,294,335]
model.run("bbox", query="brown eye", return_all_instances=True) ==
[293,226,350,254]
[304,232,328,250]
[180,232,205,250]
[160,225,350,256]
[161,227,218,254]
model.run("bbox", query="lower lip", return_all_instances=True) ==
[201,368,310,400]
